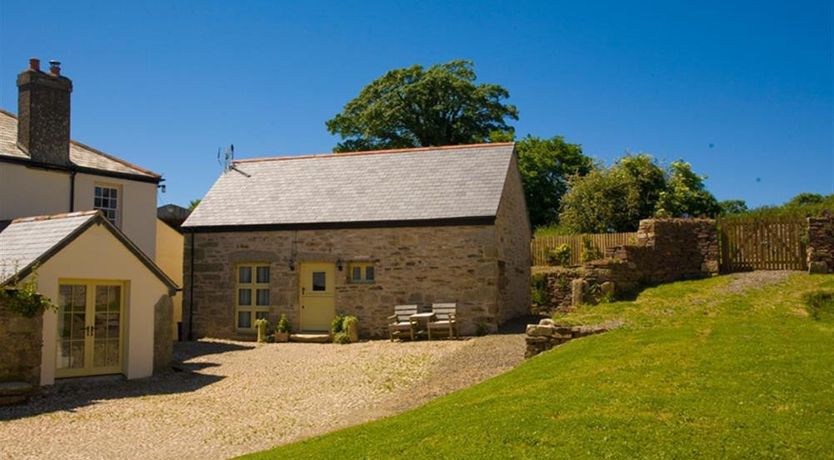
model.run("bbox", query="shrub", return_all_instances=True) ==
[0,270,55,318]
[546,244,571,267]
[531,273,548,306]
[580,235,602,262]
[275,314,291,333]
[332,332,351,344]
[802,290,834,321]
[331,315,359,343]
[331,314,346,334]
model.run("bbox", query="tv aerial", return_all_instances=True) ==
[218,144,235,172]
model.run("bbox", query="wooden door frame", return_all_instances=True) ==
[56,279,126,378]
[298,262,337,332]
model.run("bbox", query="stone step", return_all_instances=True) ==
[0,381,35,406]
[289,333,331,343]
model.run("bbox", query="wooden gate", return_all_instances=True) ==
[718,217,807,272]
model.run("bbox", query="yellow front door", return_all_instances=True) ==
[299,262,336,332]
[56,281,124,378]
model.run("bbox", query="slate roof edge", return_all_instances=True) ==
[1,211,178,291]
[0,108,162,182]
[234,142,516,164]
[182,216,497,232]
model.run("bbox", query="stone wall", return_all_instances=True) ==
[533,218,719,313]
[807,215,834,274]
[525,318,614,358]
[494,155,533,323]
[153,294,173,372]
[0,296,43,386]
[184,222,527,339]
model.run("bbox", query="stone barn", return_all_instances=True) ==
[182,142,531,339]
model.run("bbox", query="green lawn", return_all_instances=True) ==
[243,274,834,459]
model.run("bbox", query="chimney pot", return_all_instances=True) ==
[29,58,40,71]
[49,60,61,76]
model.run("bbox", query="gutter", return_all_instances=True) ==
[69,170,76,211]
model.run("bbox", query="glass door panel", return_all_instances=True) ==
[57,285,87,370]
[93,285,121,369]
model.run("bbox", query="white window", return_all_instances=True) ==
[236,263,270,331]
[94,185,120,226]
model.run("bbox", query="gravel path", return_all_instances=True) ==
[723,270,794,294]
[0,333,525,460]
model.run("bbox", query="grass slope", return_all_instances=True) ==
[244,274,834,459]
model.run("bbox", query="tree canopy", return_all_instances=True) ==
[326,60,518,152]
[514,135,594,228]
[560,155,720,233]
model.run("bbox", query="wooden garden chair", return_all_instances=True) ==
[427,303,458,339]
[388,304,419,341]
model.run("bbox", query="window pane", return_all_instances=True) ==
[365,266,375,281]
[238,289,252,305]
[238,311,252,329]
[256,266,270,284]
[255,311,269,321]
[256,289,269,306]
[110,189,117,199]
[95,187,102,197]
[351,267,361,282]
[312,272,326,291]
[239,266,252,284]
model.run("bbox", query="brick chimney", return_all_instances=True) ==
[16,58,73,166]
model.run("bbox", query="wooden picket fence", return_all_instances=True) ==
[718,217,807,272]
[531,232,637,266]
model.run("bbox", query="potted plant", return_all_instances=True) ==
[275,314,291,342]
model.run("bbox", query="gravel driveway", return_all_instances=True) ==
[0,332,525,460]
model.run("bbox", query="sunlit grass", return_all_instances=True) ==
[243,273,834,459]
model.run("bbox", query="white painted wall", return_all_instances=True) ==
[0,162,71,219]
[0,163,158,258]
[33,223,169,385]
[74,173,158,259]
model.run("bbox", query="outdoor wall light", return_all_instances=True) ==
[336,258,344,271]
[288,259,295,271]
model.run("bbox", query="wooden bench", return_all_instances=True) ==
[427,303,457,339]
[388,304,419,341]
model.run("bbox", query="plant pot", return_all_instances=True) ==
[275,331,290,343]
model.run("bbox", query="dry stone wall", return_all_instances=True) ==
[807,215,834,274]
[525,318,614,358]
[0,296,43,386]
[533,218,719,313]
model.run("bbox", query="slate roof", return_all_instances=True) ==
[183,143,515,229]
[0,109,160,181]
[0,210,176,288]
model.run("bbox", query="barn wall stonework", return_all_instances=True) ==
[184,222,527,339]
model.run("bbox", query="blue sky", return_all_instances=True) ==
[1,0,831,208]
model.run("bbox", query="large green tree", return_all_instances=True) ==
[560,155,719,233]
[326,60,518,152]
[514,135,594,228]
[654,161,720,218]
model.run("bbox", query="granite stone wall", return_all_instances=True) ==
[533,218,719,313]
[0,296,43,386]
[807,215,834,274]
[153,294,173,372]
[494,155,533,324]
[184,222,527,339]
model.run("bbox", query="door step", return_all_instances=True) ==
[289,333,331,343]
[0,381,35,406]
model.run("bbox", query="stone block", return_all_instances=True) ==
[809,261,829,274]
